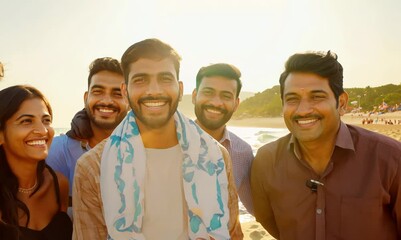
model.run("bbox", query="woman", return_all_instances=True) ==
[0,85,72,240]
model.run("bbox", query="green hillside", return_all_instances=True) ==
[234,84,401,118]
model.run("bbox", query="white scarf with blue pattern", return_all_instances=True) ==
[100,111,230,239]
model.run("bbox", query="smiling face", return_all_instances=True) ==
[282,72,348,144]
[0,98,55,163]
[84,70,128,130]
[192,76,239,131]
[122,58,183,130]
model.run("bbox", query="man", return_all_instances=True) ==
[251,51,401,239]
[192,63,254,214]
[72,39,243,239]
[47,57,129,198]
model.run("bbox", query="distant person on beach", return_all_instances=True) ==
[251,51,401,239]
[46,57,129,204]
[192,63,254,214]
[0,85,72,240]
[72,38,243,239]
[0,61,4,78]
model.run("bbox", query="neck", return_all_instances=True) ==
[138,118,178,149]
[88,124,114,148]
[195,120,226,141]
[7,159,38,189]
[297,137,336,176]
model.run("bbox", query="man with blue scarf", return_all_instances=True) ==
[72,38,243,239]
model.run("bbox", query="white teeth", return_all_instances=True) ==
[27,140,46,146]
[206,108,221,114]
[297,119,318,125]
[143,102,165,107]
[99,108,114,113]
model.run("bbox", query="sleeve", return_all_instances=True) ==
[237,147,254,215]
[46,137,69,179]
[220,145,244,239]
[250,147,279,238]
[72,153,108,240]
[390,151,401,236]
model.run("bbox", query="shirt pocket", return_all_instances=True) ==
[340,196,383,239]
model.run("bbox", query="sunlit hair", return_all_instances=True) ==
[196,63,243,98]
[87,57,123,88]
[279,51,344,106]
[121,38,182,83]
[0,85,52,232]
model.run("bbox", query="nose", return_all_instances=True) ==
[296,99,314,116]
[33,123,48,135]
[146,79,162,95]
[209,94,223,107]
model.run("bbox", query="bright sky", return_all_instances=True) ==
[1,0,401,127]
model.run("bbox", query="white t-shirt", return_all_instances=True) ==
[142,145,188,239]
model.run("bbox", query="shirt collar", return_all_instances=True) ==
[220,127,231,145]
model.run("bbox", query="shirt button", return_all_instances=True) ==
[316,208,322,214]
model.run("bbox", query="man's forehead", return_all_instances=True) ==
[200,76,238,91]
[284,73,330,91]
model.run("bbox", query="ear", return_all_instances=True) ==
[233,97,240,112]
[84,91,88,103]
[191,88,197,104]
[338,92,349,116]
[0,131,4,146]
[121,82,128,99]
[178,81,183,101]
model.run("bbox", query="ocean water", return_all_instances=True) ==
[227,126,289,223]
[54,126,289,223]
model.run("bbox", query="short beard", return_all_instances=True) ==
[128,96,179,130]
[195,105,233,130]
[85,106,122,130]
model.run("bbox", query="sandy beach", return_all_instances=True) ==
[231,111,401,240]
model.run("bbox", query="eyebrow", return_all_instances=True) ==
[130,72,175,80]
[284,89,328,97]
[16,114,34,120]
[90,84,105,90]
[15,113,51,121]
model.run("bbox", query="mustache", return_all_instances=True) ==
[202,104,228,114]
[139,96,171,102]
[292,114,322,121]
[94,104,119,111]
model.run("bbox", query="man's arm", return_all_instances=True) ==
[237,147,254,215]
[220,145,244,239]
[46,136,69,179]
[72,146,107,240]
[250,148,279,238]
[390,152,401,236]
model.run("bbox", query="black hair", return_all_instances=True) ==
[88,57,123,88]
[121,38,181,83]
[279,51,344,106]
[196,63,242,98]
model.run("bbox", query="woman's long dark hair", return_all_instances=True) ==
[0,85,53,231]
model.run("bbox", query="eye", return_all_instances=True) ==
[43,117,52,125]
[113,91,123,97]
[285,97,299,104]
[201,89,214,96]
[91,89,103,95]
[222,94,234,100]
[161,75,173,82]
[20,118,33,124]
[312,95,326,101]
[132,77,145,84]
